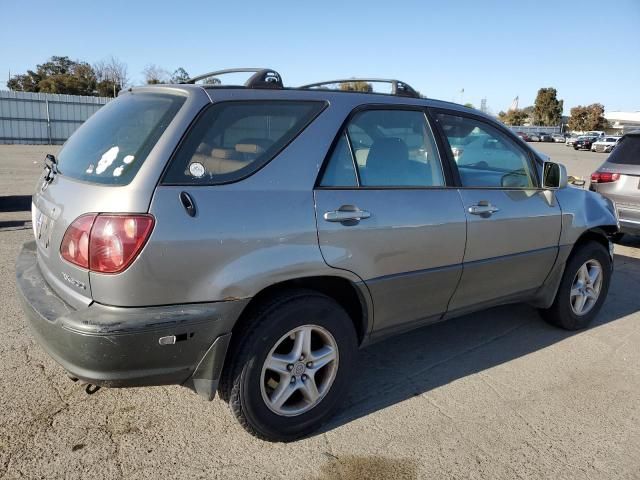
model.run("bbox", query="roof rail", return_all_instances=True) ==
[299,78,420,98]
[182,68,283,89]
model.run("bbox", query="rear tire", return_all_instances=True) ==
[220,290,357,442]
[540,241,611,330]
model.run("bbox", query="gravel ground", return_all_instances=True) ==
[0,143,639,479]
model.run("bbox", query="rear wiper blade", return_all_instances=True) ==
[43,154,58,183]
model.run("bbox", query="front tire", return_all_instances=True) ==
[221,290,357,442]
[540,241,611,330]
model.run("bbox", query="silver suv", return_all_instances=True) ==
[590,131,640,239]
[16,68,618,442]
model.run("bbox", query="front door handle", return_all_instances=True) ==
[323,206,371,223]
[468,201,500,216]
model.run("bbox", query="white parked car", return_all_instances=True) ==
[552,134,565,143]
[591,136,620,153]
[565,134,579,147]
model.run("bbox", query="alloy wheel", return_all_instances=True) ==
[260,325,339,417]
[570,259,603,316]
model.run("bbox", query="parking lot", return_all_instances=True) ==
[1,143,639,479]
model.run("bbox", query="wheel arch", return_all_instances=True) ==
[570,226,615,258]
[532,226,613,310]
[230,275,371,347]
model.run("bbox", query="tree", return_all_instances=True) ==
[170,67,190,83]
[339,81,372,93]
[7,56,97,96]
[94,56,129,97]
[533,88,563,126]
[568,104,608,131]
[498,108,529,126]
[464,102,475,109]
[143,64,170,84]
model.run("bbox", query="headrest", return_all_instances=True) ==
[211,148,236,159]
[235,143,264,154]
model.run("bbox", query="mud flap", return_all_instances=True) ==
[186,333,232,401]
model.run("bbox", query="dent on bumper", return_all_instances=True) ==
[16,241,249,397]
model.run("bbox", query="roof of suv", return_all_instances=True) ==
[138,85,490,124]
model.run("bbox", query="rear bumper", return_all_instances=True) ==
[619,219,640,235]
[16,241,249,398]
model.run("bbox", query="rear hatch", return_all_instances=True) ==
[593,133,640,224]
[598,134,640,201]
[31,87,205,308]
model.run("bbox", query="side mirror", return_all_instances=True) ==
[543,161,568,189]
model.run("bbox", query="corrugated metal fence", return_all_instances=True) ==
[506,125,561,135]
[0,90,110,144]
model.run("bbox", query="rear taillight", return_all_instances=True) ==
[60,214,96,269]
[590,171,620,183]
[60,214,154,273]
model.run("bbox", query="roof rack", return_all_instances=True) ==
[299,78,420,98]
[182,68,283,89]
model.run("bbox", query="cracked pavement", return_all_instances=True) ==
[1,144,639,479]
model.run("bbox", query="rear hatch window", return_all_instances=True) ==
[162,101,325,185]
[57,92,185,185]
[607,135,640,165]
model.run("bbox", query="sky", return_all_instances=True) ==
[1,0,639,115]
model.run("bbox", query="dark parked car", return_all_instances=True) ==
[574,136,599,150]
[516,131,531,142]
[537,132,553,142]
[16,68,618,442]
[590,131,640,239]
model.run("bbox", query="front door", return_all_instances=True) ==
[314,108,467,337]
[433,111,562,313]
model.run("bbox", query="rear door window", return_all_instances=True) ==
[57,92,185,185]
[163,101,325,185]
[606,135,640,165]
[320,109,445,188]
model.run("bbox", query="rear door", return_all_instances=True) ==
[314,107,467,337]
[433,110,562,313]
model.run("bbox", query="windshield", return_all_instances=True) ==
[57,92,185,185]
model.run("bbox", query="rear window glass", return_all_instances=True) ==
[57,93,185,185]
[163,101,325,185]
[607,135,640,165]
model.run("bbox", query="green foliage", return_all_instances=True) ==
[568,104,608,131]
[533,88,563,126]
[7,56,97,96]
[7,55,129,97]
[339,81,373,93]
[464,102,475,109]
[170,68,190,84]
[498,109,529,126]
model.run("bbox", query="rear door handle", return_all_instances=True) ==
[323,206,371,223]
[468,202,500,216]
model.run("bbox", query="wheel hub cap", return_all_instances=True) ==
[292,362,306,376]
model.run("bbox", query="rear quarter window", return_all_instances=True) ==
[607,135,640,165]
[163,101,325,185]
[57,93,185,185]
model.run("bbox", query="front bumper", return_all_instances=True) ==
[16,241,249,399]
